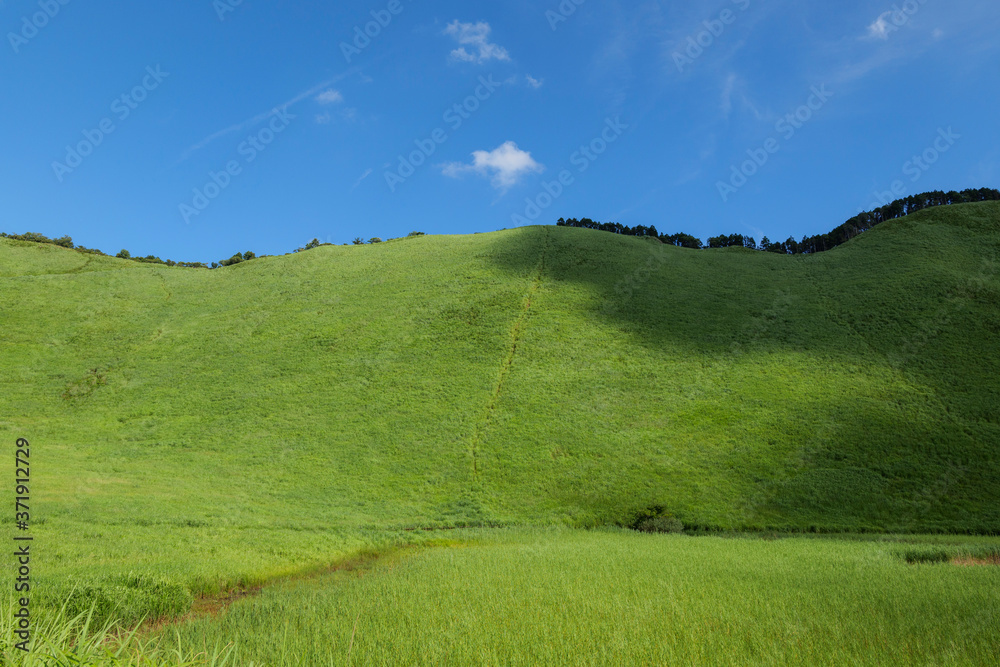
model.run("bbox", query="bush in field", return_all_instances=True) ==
[629,506,685,534]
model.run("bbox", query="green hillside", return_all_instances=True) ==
[2,202,1000,663]
[1,203,999,582]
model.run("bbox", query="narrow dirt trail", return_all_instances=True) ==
[135,546,421,638]
[468,227,550,480]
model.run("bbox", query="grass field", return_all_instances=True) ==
[150,530,1000,666]
[1,202,999,663]
[7,530,997,665]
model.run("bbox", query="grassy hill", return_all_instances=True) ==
[1,210,998,516]
[4,202,997,538]
[2,201,999,662]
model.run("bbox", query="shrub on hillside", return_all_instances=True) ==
[628,506,685,534]
[75,246,107,256]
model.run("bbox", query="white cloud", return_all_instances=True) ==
[867,12,894,39]
[444,21,511,64]
[316,89,344,104]
[525,74,544,89]
[442,141,542,191]
[316,106,359,125]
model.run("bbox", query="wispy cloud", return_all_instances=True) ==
[177,71,355,163]
[442,141,543,191]
[720,73,737,116]
[525,74,544,89]
[353,168,374,189]
[588,2,668,110]
[316,89,344,104]
[445,21,511,63]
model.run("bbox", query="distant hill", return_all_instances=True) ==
[1,201,998,534]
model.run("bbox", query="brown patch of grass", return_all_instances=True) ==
[952,555,1000,567]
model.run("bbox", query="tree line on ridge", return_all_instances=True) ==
[556,188,1000,253]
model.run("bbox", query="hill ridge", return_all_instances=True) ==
[5,188,998,269]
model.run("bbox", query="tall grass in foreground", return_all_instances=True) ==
[0,595,237,666]
[156,529,1000,666]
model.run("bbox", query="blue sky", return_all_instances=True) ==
[3,0,999,262]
